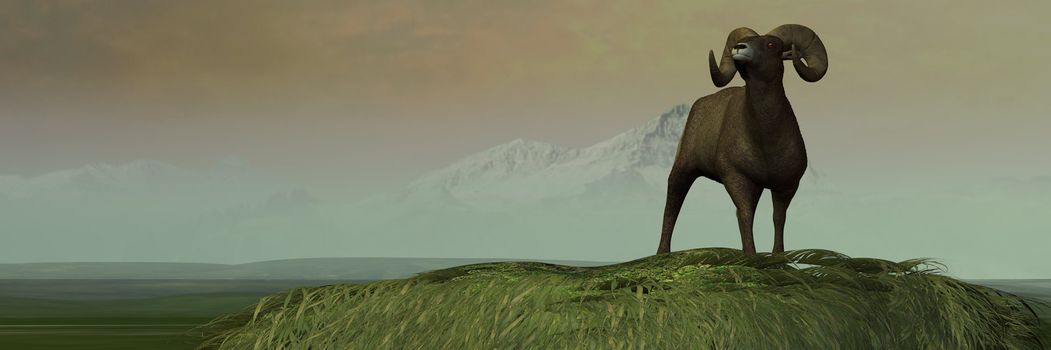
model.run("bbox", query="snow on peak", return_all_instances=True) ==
[409,138,573,190]
[404,105,692,204]
[578,104,688,169]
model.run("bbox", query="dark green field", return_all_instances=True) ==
[0,277,1048,349]
[0,316,212,350]
[0,280,365,350]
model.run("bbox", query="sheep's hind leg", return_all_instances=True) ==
[657,169,698,254]
[723,174,762,255]
[771,184,799,254]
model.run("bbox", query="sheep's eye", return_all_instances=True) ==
[766,42,777,49]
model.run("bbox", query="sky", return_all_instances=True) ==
[0,1,1049,276]
[2,0,1050,199]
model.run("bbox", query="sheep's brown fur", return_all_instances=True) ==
[656,24,828,255]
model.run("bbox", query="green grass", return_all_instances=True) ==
[0,317,210,350]
[0,279,364,349]
[0,293,267,318]
[0,293,265,350]
[198,248,1047,349]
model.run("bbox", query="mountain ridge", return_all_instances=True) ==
[0,158,292,197]
[401,104,692,206]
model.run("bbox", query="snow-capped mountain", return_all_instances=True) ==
[404,105,691,205]
[0,160,192,197]
[400,104,831,209]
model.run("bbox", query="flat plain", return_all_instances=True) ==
[0,279,361,350]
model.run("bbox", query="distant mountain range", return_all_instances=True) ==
[0,160,192,197]
[0,158,290,198]
[406,105,686,204]
[3,105,1047,279]
[0,157,321,263]
[0,157,317,221]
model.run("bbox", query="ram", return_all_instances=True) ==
[656,24,828,255]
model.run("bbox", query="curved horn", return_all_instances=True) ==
[767,24,828,82]
[709,27,758,87]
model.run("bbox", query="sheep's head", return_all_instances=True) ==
[709,24,828,87]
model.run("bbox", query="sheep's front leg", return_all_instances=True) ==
[723,175,763,255]
[771,184,799,254]
[657,168,698,254]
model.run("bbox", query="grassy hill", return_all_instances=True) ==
[197,248,1048,349]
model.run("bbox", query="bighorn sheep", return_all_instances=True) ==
[656,24,828,255]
